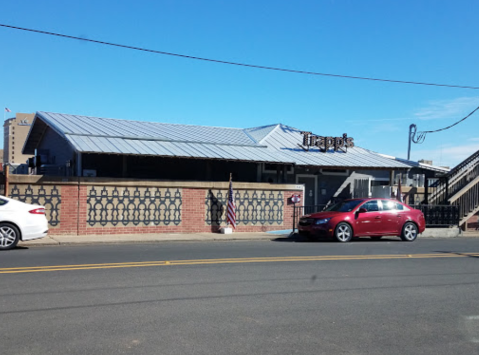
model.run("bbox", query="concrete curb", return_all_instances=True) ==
[17,229,479,247]
[18,233,284,247]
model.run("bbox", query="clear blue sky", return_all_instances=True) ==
[1,0,478,168]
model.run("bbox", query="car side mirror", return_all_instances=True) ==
[357,208,367,213]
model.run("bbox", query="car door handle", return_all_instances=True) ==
[375,216,381,219]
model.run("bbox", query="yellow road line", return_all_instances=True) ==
[1,252,478,274]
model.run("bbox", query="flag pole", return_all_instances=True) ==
[229,173,232,229]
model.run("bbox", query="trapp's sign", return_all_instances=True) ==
[299,132,354,152]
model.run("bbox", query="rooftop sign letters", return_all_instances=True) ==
[17,119,31,126]
[299,132,354,152]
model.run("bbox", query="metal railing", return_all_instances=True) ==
[411,204,459,227]
[426,149,479,206]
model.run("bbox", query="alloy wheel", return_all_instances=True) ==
[401,222,418,241]
[336,224,352,242]
[0,226,18,249]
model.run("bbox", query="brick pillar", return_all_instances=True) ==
[77,185,88,235]
[182,188,208,233]
[284,190,304,232]
[54,185,79,235]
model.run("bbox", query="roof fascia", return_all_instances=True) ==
[23,112,80,155]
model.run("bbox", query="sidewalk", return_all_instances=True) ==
[18,231,285,247]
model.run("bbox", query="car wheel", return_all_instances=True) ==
[335,222,353,243]
[0,223,20,250]
[371,236,382,241]
[401,222,418,242]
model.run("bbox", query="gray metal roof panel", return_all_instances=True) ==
[260,124,410,168]
[37,112,411,168]
[244,124,279,143]
[37,111,257,146]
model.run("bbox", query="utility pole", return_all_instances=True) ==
[407,124,416,160]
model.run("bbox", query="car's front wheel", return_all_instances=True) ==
[0,223,20,250]
[335,222,353,243]
[400,222,418,242]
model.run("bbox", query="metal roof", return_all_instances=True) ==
[23,111,411,169]
[377,153,450,173]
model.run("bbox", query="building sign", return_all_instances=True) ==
[299,131,354,152]
[17,119,31,126]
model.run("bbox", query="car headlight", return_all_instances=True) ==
[314,218,331,225]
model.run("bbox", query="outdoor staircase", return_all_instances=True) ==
[426,149,479,227]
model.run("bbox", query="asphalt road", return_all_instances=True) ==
[2,237,479,355]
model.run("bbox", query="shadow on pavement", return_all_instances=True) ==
[435,251,479,259]
[272,233,401,243]
[12,246,29,250]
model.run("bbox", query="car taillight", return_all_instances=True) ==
[29,208,45,215]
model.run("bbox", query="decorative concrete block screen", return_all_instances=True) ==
[9,184,62,228]
[206,189,284,226]
[7,176,303,236]
[87,186,182,227]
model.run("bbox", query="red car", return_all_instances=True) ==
[297,198,426,242]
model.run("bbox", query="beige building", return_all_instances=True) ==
[3,113,35,166]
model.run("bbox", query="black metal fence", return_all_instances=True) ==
[292,204,459,231]
[411,204,459,227]
[292,204,327,232]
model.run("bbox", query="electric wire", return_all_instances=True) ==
[411,104,479,144]
[1,23,479,90]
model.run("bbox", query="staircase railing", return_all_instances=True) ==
[427,149,479,206]
[448,175,479,226]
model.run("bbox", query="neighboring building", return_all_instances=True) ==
[418,159,433,166]
[3,113,35,169]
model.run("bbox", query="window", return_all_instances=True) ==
[361,200,379,212]
[325,199,364,212]
[381,200,396,211]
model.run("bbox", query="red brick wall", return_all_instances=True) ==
[54,185,79,235]
[43,183,303,236]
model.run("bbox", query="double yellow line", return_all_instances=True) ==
[1,252,478,274]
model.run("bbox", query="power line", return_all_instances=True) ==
[2,23,479,90]
[421,104,479,133]
[410,104,479,149]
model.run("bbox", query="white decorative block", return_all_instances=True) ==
[220,227,233,234]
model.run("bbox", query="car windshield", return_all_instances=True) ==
[325,199,364,212]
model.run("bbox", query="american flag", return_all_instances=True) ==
[5,108,11,112]
[227,176,236,229]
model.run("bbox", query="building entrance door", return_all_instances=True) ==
[296,175,317,207]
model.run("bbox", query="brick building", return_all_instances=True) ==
[10,111,446,236]
[3,113,35,172]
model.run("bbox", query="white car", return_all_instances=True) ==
[0,196,48,250]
